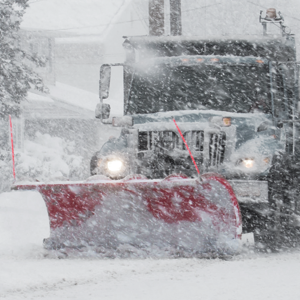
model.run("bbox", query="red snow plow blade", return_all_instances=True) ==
[13,173,242,256]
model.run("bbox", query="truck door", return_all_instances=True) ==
[278,63,300,156]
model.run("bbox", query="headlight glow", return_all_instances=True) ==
[107,159,123,173]
[242,159,254,168]
[236,156,271,170]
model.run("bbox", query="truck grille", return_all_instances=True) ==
[138,131,179,151]
[209,132,226,166]
[138,130,204,151]
[183,131,204,151]
[138,130,226,167]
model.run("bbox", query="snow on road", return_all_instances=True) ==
[1,190,300,300]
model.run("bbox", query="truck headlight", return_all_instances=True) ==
[242,159,254,168]
[236,157,270,169]
[107,159,124,173]
[237,158,255,168]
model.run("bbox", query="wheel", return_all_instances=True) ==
[255,153,300,251]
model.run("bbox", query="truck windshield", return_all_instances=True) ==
[126,64,271,115]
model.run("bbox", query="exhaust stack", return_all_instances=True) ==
[149,0,165,36]
[170,0,182,36]
[149,0,182,36]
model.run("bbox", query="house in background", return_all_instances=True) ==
[19,30,56,86]
[21,0,148,95]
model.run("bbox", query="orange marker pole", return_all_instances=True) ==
[9,115,16,181]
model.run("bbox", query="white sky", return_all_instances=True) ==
[22,0,300,36]
[180,0,300,37]
[22,0,128,36]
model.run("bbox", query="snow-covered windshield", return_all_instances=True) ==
[126,63,271,114]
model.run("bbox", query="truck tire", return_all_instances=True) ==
[255,153,300,251]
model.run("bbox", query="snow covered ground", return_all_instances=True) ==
[16,132,84,181]
[1,190,300,300]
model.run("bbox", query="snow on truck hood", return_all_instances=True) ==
[134,109,270,119]
[133,109,271,128]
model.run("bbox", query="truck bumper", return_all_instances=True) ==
[228,180,268,204]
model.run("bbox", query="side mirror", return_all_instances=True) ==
[95,103,111,119]
[100,65,111,100]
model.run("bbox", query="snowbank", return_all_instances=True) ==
[0,191,49,259]
[16,132,84,181]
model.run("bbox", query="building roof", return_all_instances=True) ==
[22,82,123,120]
[22,84,99,119]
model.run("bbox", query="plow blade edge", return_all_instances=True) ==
[13,173,242,256]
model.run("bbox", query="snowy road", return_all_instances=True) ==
[1,191,300,300]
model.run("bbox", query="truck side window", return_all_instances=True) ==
[249,66,271,114]
[285,66,296,119]
[273,70,285,117]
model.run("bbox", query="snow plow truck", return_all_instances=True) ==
[90,7,300,250]
[13,5,300,255]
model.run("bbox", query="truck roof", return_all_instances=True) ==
[124,35,296,62]
[126,34,290,43]
[131,55,269,67]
